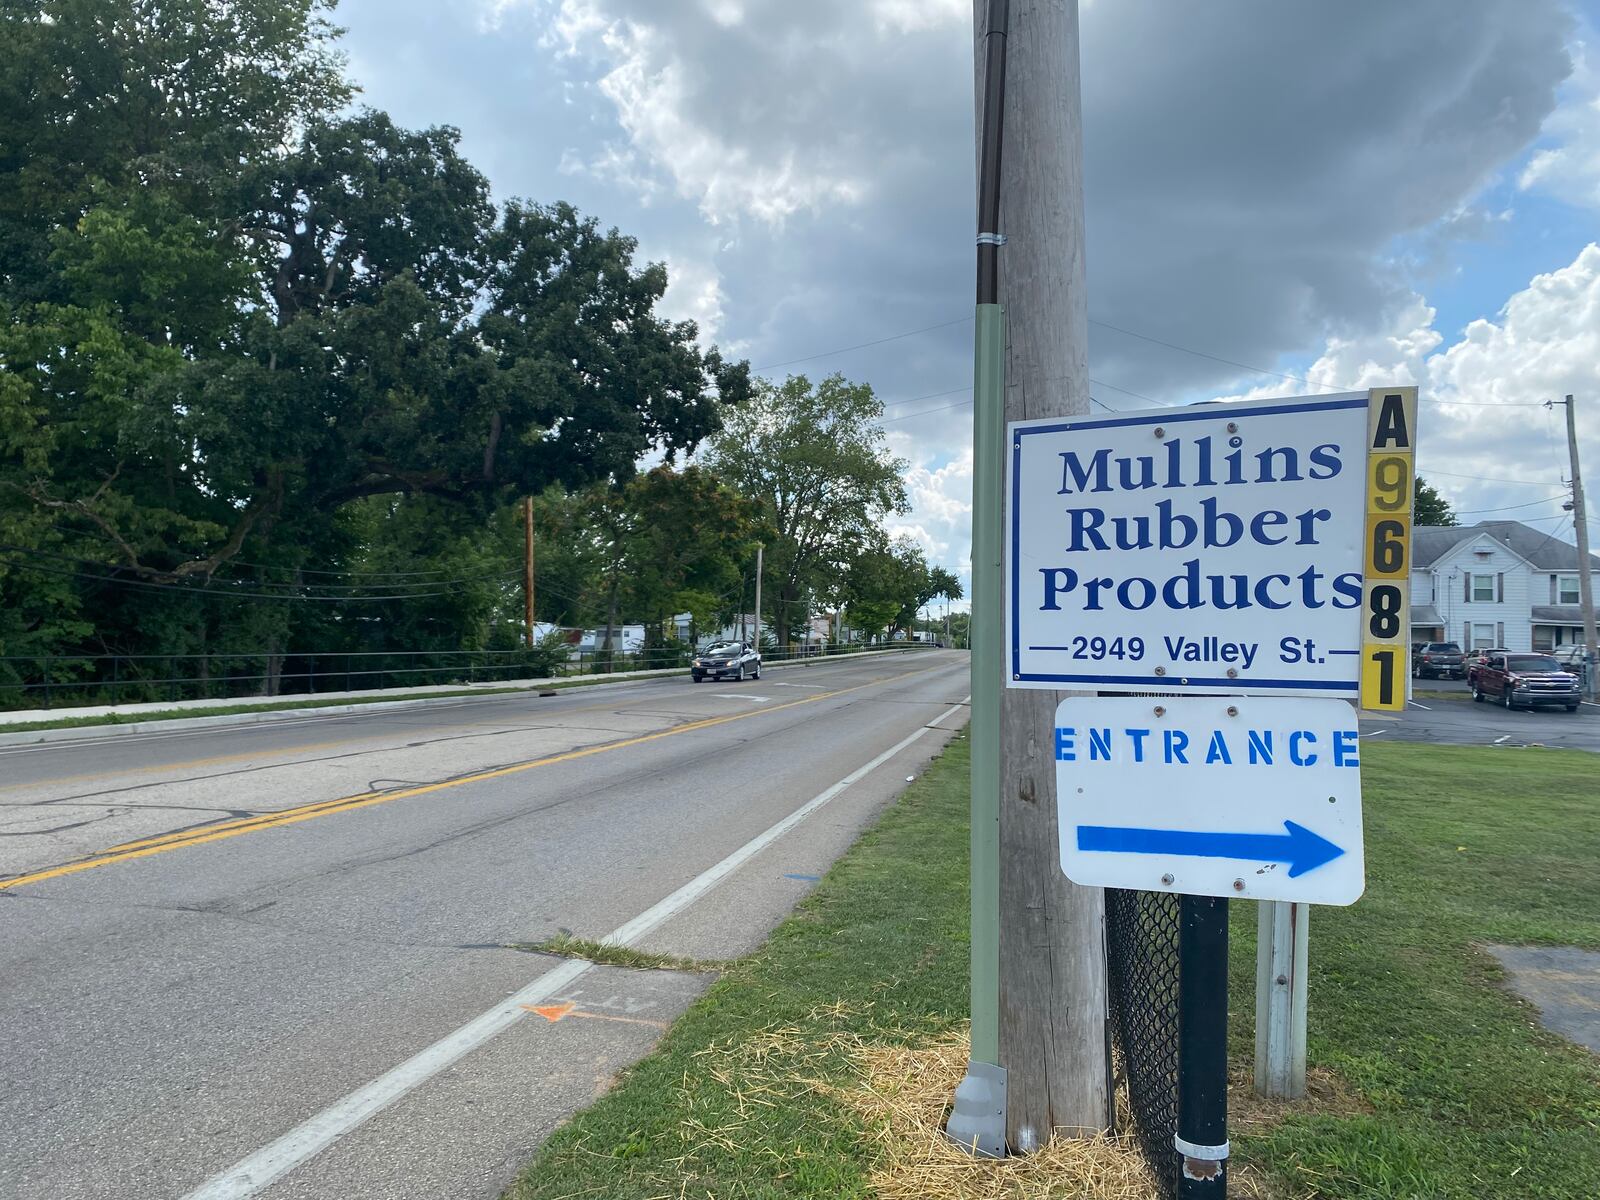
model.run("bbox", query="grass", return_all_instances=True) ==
[1230,741,1600,1199]
[512,933,725,974]
[505,735,1600,1200]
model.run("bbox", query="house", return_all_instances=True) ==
[1410,520,1600,652]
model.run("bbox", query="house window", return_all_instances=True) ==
[1471,623,1497,650]
[1558,575,1580,605]
[1533,626,1556,651]
[1470,573,1495,602]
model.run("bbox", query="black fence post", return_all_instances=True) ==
[42,656,51,709]
[111,657,120,706]
[1176,894,1229,1197]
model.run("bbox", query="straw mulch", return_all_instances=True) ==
[683,1004,1158,1199]
[837,1031,1158,1200]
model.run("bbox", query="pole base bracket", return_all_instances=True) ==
[946,1060,1008,1158]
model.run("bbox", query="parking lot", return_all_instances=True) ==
[1363,680,1600,753]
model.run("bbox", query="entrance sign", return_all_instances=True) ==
[1007,391,1414,697]
[1054,696,1365,905]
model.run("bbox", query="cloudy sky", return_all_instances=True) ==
[334,0,1600,601]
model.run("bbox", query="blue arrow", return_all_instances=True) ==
[1076,820,1346,879]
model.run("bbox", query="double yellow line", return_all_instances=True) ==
[0,666,933,892]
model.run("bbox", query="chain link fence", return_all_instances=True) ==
[1106,886,1182,1198]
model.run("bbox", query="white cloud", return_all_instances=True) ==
[1211,243,1600,529]
[656,251,728,343]
[552,7,870,225]
[870,0,965,35]
[1520,32,1600,209]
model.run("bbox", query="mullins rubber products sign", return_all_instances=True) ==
[1006,389,1416,706]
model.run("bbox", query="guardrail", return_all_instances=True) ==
[0,642,935,711]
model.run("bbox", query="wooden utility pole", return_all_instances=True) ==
[982,0,1108,1149]
[753,544,764,650]
[523,496,536,648]
[1560,395,1599,695]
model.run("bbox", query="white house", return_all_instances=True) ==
[1410,520,1600,652]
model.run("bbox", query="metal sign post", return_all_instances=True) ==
[1178,895,1229,1197]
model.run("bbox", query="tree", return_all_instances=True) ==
[1414,476,1457,526]
[611,466,764,647]
[703,374,908,648]
[0,0,752,685]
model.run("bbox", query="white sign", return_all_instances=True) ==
[1054,696,1365,904]
[1007,393,1368,697]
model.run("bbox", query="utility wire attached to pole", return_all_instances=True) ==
[1553,394,1599,697]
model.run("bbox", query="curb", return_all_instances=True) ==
[0,649,932,749]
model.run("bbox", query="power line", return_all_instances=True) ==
[1453,494,1572,516]
[1419,468,1556,486]
[0,552,464,602]
[750,317,972,373]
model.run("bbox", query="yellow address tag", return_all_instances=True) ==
[1361,643,1405,711]
[1360,388,1417,712]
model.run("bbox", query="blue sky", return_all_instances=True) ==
[331,0,1600,599]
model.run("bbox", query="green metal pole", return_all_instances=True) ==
[969,301,1005,1067]
[947,0,1010,1158]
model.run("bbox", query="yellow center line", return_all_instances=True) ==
[0,664,944,892]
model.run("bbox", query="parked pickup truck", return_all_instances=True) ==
[1464,647,1508,686]
[1471,652,1582,711]
[1411,641,1465,680]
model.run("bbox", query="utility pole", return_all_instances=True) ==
[951,0,1107,1158]
[1558,395,1599,696]
[523,496,536,648]
[753,544,764,651]
[989,0,1107,1150]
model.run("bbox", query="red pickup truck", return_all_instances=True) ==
[1471,652,1582,712]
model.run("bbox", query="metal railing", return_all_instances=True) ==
[0,640,933,711]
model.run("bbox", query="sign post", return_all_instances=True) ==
[1009,388,1413,1191]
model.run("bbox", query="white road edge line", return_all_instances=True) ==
[1406,700,1431,710]
[178,696,970,1200]
[1494,735,1512,744]
[709,693,771,703]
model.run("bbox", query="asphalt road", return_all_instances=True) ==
[0,651,971,1200]
[1362,686,1600,753]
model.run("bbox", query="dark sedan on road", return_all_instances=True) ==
[691,641,761,682]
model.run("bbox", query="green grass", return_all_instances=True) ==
[1230,741,1600,1198]
[511,933,724,974]
[506,735,1600,1200]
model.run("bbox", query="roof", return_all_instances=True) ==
[1413,520,1600,572]
[1411,604,1443,626]
[1532,606,1589,624]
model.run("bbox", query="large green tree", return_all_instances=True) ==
[703,374,908,648]
[0,0,750,690]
